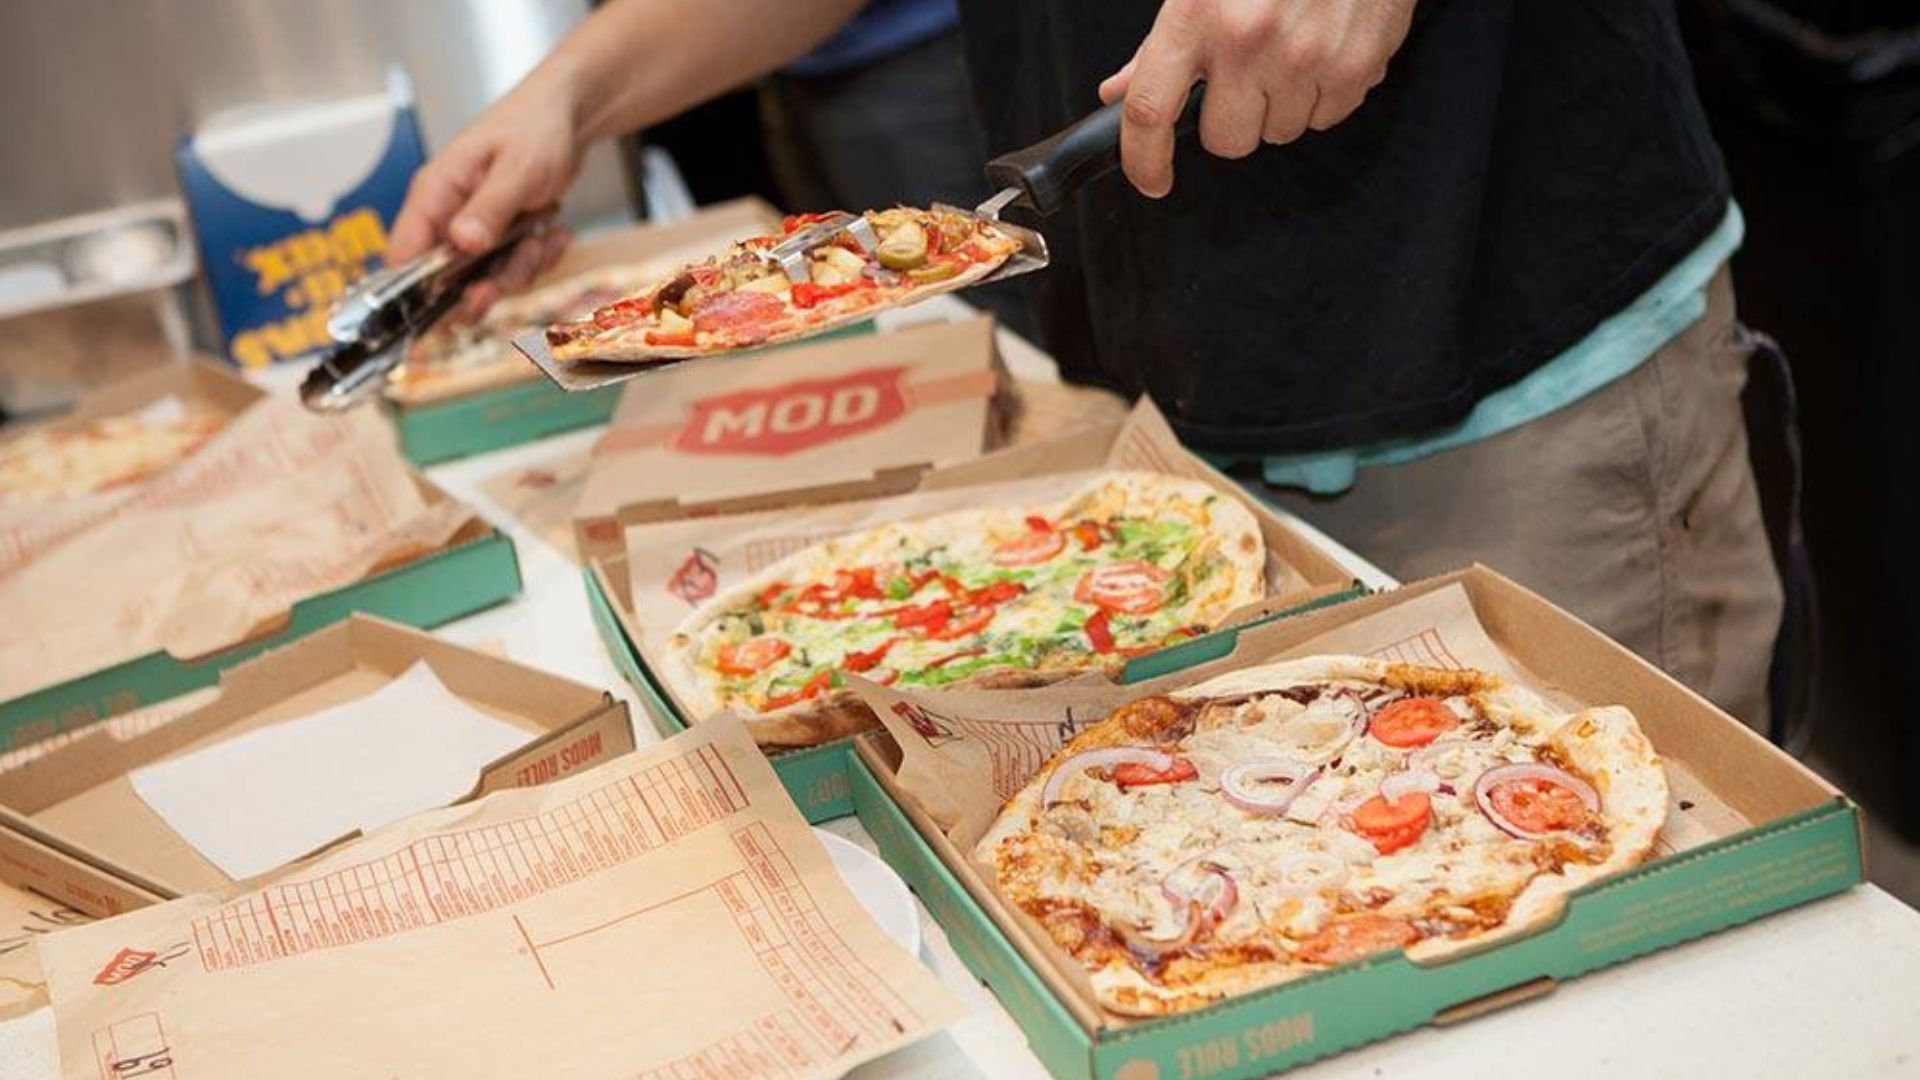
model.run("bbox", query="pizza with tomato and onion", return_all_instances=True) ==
[667,471,1266,749]
[974,655,1667,1016]
[544,207,1023,362]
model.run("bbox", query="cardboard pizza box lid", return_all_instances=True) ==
[573,315,1009,562]
[0,615,633,913]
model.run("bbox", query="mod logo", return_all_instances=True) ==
[674,366,907,456]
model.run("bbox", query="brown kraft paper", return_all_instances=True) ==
[0,400,473,701]
[31,713,960,1079]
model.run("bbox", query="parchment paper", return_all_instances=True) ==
[0,400,472,701]
[855,583,1740,856]
[33,714,960,1080]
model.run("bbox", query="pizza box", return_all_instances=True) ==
[0,354,260,435]
[0,475,522,760]
[0,614,633,915]
[381,197,876,465]
[846,564,1865,1080]
[583,398,1367,822]
[573,314,1012,562]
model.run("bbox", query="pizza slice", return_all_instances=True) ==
[544,207,1023,363]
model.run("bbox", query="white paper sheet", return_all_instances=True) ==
[128,661,531,880]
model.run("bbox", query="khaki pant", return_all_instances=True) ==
[1262,268,1782,729]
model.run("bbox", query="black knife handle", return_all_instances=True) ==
[983,84,1206,216]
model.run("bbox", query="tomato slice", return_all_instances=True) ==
[1488,777,1593,834]
[1350,792,1433,854]
[1024,515,1052,533]
[1068,521,1106,552]
[965,580,1026,607]
[1297,914,1418,966]
[1084,608,1116,654]
[927,647,986,669]
[762,669,833,711]
[1074,561,1171,615]
[716,635,791,676]
[1111,756,1198,788]
[1370,697,1459,748]
[840,637,899,672]
[927,606,995,641]
[992,529,1066,567]
[832,566,884,601]
[893,599,953,633]
[754,581,790,610]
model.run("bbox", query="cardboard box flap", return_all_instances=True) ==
[0,356,258,439]
[0,615,632,899]
[576,316,1005,537]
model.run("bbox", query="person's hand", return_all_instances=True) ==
[385,74,582,320]
[1098,0,1417,198]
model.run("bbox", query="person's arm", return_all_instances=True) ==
[388,0,867,314]
[1099,0,1418,198]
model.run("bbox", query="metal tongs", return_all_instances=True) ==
[299,208,558,411]
[515,89,1202,393]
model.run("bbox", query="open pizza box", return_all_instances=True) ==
[0,382,523,757]
[844,565,1865,1080]
[584,397,1367,822]
[381,197,879,465]
[0,615,633,919]
[573,314,1013,563]
[0,354,259,434]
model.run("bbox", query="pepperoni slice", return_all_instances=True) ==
[1297,914,1418,966]
[992,530,1066,567]
[1370,698,1459,748]
[716,635,791,676]
[691,290,785,335]
[1074,561,1171,615]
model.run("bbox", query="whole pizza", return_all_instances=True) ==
[669,471,1266,749]
[0,405,227,507]
[974,655,1668,1016]
[545,207,1023,362]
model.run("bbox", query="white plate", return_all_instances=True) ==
[814,827,921,957]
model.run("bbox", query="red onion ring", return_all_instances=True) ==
[1472,762,1601,840]
[1040,747,1176,806]
[1220,759,1320,815]
[1273,851,1349,896]
[1126,859,1239,951]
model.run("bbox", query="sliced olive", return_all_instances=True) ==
[907,260,962,285]
[877,220,929,271]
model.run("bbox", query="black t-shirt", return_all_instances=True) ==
[956,1,1730,454]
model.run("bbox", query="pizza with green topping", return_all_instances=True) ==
[667,471,1266,749]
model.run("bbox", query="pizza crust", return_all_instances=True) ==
[975,655,1669,1016]
[666,471,1268,749]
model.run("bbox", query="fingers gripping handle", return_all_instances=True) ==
[983,85,1205,216]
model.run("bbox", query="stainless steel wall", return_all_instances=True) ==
[0,0,633,233]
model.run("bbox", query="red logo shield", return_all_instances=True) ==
[669,548,719,604]
[673,366,907,457]
[93,947,156,986]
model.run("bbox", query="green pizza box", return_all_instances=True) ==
[0,501,522,758]
[848,565,1864,1080]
